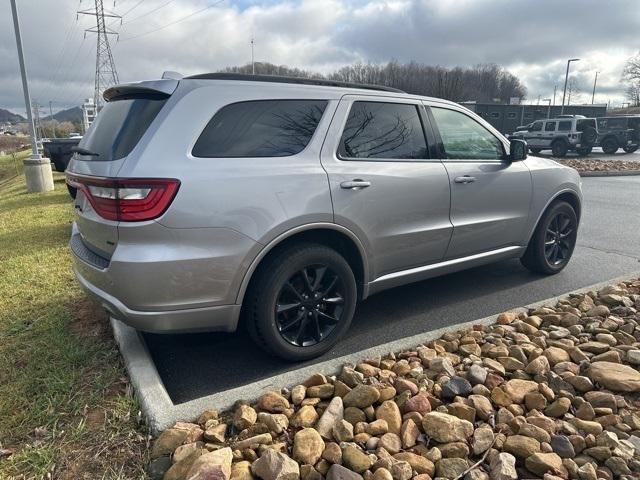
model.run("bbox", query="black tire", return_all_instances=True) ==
[244,243,357,361]
[551,140,568,158]
[521,201,578,275]
[529,148,542,154]
[576,146,592,156]
[580,126,598,146]
[623,145,638,154]
[601,137,619,154]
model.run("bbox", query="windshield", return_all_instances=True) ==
[77,97,166,160]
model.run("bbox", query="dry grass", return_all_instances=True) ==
[0,174,149,479]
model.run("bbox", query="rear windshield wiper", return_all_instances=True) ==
[71,146,100,157]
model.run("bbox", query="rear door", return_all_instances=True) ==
[526,121,544,147]
[320,95,452,280]
[428,104,532,259]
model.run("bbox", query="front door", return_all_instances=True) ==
[320,96,453,280]
[428,105,533,259]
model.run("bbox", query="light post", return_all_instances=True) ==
[9,0,54,192]
[543,99,552,118]
[561,58,580,115]
[591,71,599,104]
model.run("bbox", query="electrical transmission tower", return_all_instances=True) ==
[77,0,120,112]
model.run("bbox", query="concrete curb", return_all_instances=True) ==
[579,170,640,177]
[111,270,640,435]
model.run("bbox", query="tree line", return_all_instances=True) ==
[220,61,527,104]
[624,53,640,107]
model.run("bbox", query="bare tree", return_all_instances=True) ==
[623,53,640,107]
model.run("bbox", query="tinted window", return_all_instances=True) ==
[558,121,572,131]
[431,107,504,160]
[530,121,543,132]
[545,122,556,131]
[78,97,166,161]
[193,100,327,157]
[338,102,427,160]
[598,117,627,130]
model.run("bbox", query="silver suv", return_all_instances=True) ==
[67,73,582,360]
[510,117,598,157]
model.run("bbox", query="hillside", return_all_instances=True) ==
[43,106,82,123]
[0,108,25,123]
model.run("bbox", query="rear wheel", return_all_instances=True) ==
[521,201,578,275]
[551,140,568,158]
[601,137,619,154]
[623,145,638,153]
[576,146,592,156]
[244,243,357,361]
[529,148,542,154]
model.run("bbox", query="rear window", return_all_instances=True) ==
[558,121,572,131]
[78,97,166,160]
[192,100,327,158]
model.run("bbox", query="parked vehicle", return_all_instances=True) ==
[66,73,582,361]
[509,117,598,157]
[596,116,640,154]
[43,136,81,172]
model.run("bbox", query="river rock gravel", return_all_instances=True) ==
[149,279,640,480]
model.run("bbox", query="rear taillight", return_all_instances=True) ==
[66,174,180,222]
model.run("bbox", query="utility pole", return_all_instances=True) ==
[78,0,120,112]
[49,101,56,138]
[9,0,54,193]
[552,85,557,105]
[250,36,256,75]
[561,58,579,114]
[32,102,43,142]
[543,98,552,118]
[591,71,599,104]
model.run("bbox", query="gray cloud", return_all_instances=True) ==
[1,0,638,114]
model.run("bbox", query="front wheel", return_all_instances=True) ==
[521,201,578,275]
[623,145,638,153]
[244,243,357,361]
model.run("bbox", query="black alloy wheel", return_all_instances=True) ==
[275,264,345,347]
[544,212,575,267]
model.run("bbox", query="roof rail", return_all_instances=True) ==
[183,72,405,94]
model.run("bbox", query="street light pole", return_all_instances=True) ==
[591,71,599,105]
[543,99,552,118]
[561,58,580,115]
[9,0,54,193]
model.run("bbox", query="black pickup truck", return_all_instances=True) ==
[596,116,640,154]
[42,137,81,172]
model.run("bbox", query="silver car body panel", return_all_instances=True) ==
[67,78,582,333]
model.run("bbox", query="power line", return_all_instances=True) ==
[120,0,179,26]
[119,0,224,42]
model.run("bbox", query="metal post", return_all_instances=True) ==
[250,37,255,75]
[591,72,598,105]
[561,58,579,115]
[49,101,56,138]
[552,85,557,105]
[9,0,54,192]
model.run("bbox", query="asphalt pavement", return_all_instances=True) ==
[144,176,640,404]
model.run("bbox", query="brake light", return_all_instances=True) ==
[66,174,180,222]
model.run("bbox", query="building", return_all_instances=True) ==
[82,98,96,133]
[460,102,608,134]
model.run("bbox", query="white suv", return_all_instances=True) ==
[510,117,598,157]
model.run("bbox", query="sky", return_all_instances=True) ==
[1,0,639,115]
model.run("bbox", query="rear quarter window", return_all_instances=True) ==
[558,121,572,131]
[78,97,166,161]
[192,100,327,158]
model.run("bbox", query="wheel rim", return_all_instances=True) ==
[544,213,575,266]
[275,264,345,347]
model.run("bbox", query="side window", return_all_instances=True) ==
[192,99,327,158]
[338,102,428,160]
[530,121,543,132]
[558,121,572,131]
[431,107,505,160]
[545,122,556,132]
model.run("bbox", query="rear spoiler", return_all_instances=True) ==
[103,79,179,102]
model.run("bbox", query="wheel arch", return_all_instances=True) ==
[528,189,582,242]
[236,223,370,306]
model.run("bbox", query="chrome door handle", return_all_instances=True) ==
[340,179,371,189]
[454,176,476,184]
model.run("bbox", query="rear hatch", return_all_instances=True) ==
[67,80,177,260]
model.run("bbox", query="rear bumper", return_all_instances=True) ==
[74,265,242,333]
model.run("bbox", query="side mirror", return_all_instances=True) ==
[509,139,528,161]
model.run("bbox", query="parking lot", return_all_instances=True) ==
[143,175,640,405]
